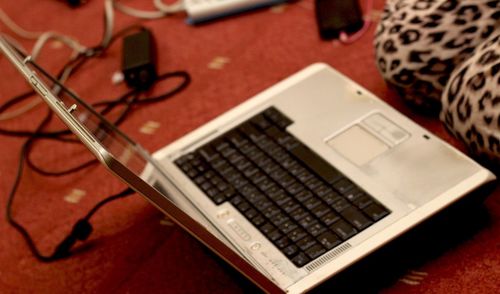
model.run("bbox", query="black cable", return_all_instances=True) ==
[1,24,191,261]
[5,107,135,261]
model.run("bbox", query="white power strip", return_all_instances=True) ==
[184,0,287,24]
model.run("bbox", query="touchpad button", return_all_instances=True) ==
[327,125,388,166]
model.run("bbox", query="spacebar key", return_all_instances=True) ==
[290,144,342,184]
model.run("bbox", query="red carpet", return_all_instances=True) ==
[0,0,498,293]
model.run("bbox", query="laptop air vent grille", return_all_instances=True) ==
[305,243,352,272]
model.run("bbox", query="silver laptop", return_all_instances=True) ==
[1,36,495,293]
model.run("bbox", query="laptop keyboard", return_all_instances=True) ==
[175,107,390,267]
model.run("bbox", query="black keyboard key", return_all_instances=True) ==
[263,204,281,218]
[268,229,283,242]
[274,236,291,249]
[363,203,390,221]
[291,252,310,267]
[321,191,343,205]
[212,138,230,152]
[174,154,190,166]
[236,201,251,212]
[290,207,309,222]
[269,189,288,205]
[227,174,248,189]
[344,187,365,202]
[304,197,321,210]
[244,146,263,161]
[313,184,332,198]
[297,236,317,251]
[317,231,342,250]
[238,184,260,199]
[244,208,258,219]
[242,165,259,177]
[223,187,236,199]
[251,214,266,226]
[210,157,226,169]
[198,145,218,162]
[258,178,275,191]
[268,165,285,178]
[285,181,304,195]
[249,171,267,185]
[280,220,298,234]
[186,168,198,178]
[270,149,289,163]
[305,244,326,260]
[239,123,265,142]
[212,193,226,205]
[251,113,272,130]
[295,189,313,203]
[278,175,296,189]
[227,130,249,147]
[283,244,299,257]
[330,220,357,240]
[298,214,316,229]
[307,221,327,237]
[281,156,299,169]
[332,198,351,213]
[230,195,244,206]
[282,199,300,214]
[260,222,275,235]
[194,175,205,185]
[206,188,219,198]
[227,152,244,165]
[305,177,323,191]
[290,144,342,185]
[333,178,355,194]
[311,203,330,218]
[294,167,311,182]
[353,194,373,209]
[322,211,340,226]
[288,228,307,242]
[200,181,212,192]
[270,213,289,227]
[265,126,288,142]
[341,206,373,230]
[264,107,293,129]
[258,137,278,151]
[254,198,273,211]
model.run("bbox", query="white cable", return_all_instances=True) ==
[102,0,115,47]
[0,8,43,40]
[113,0,168,19]
[0,33,28,56]
[31,32,86,60]
[0,7,86,55]
[0,98,42,121]
[153,0,185,14]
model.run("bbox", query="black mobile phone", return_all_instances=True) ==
[315,0,364,40]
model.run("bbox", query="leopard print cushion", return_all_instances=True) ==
[374,0,500,162]
[374,0,499,115]
[440,33,500,161]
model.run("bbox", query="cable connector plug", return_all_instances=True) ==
[52,219,93,259]
[122,29,157,90]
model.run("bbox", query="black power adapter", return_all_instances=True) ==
[122,29,158,90]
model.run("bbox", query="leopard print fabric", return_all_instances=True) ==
[441,33,500,161]
[375,0,500,163]
[374,0,499,115]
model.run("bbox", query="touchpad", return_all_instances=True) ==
[327,125,389,166]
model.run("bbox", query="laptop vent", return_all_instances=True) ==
[305,243,352,272]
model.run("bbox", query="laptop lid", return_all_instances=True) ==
[0,36,284,293]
